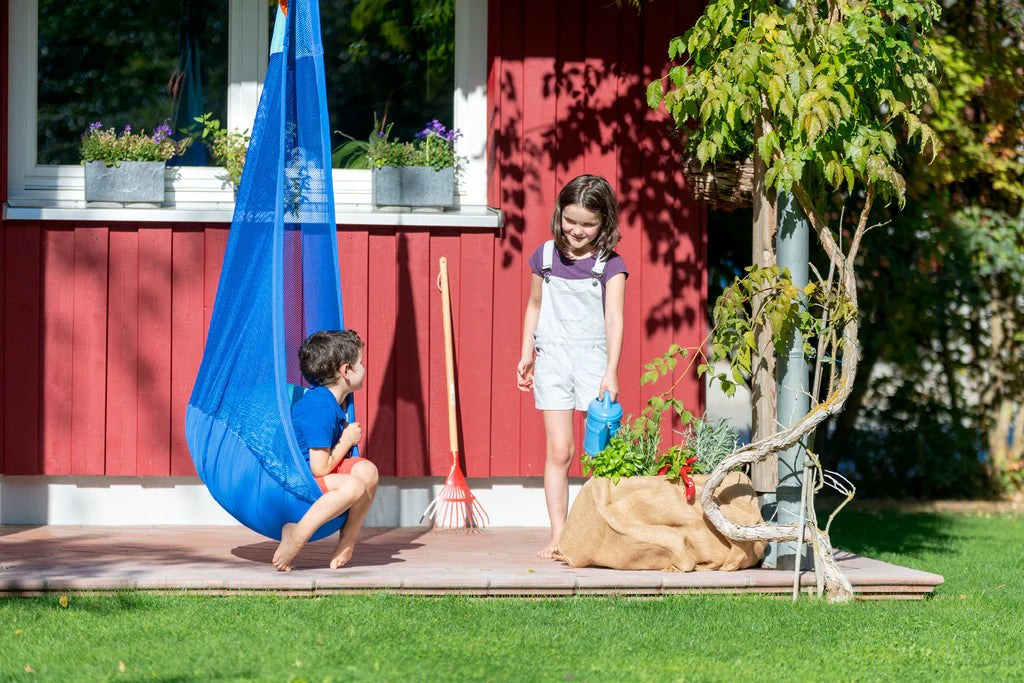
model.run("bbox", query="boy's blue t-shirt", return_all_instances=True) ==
[291,385,349,464]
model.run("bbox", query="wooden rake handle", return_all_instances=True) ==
[438,257,459,455]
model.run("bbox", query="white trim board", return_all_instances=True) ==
[0,476,585,529]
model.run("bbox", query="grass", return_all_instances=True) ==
[1,508,1022,681]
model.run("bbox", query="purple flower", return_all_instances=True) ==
[89,121,103,131]
[416,119,451,140]
[153,122,172,143]
[122,124,132,135]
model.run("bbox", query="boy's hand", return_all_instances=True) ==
[342,421,362,447]
[516,357,535,391]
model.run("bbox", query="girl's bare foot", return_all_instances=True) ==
[536,542,558,559]
[272,523,301,571]
[330,537,355,569]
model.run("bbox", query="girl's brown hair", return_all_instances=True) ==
[549,174,620,257]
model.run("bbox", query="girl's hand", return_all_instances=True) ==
[598,372,619,402]
[516,356,535,391]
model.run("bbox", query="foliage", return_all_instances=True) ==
[322,0,455,143]
[189,113,250,188]
[707,263,854,397]
[839,381,993,499]
[582,344,739,485]
[580,414,661,483]
[2,511,1023,678]
[813,1,1024,493]
[364,119,464,172]
[79,120,192,166]
[686,417,740,475]
[648,0,942,207]
[37,0,228,166]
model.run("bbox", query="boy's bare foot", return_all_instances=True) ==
[329,537,355,569]
[272,523,301,572]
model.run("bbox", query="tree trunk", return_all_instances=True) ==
[750,113,778,495]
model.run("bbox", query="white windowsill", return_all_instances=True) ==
[2,201,504,228]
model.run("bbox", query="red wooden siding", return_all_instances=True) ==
[0,0,705,478]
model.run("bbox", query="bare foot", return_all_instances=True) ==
[329,538,355,569]
[272,523,301,572]
[536,542,558,559]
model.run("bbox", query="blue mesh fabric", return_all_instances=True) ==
[186,0,352,542]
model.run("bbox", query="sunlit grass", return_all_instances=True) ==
[1,509,1021,681]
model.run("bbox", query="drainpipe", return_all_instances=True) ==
[765,0,812,572]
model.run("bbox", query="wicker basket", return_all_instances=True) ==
[681,156,754,211]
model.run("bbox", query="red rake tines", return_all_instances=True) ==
[420,451,490,530]
[420,256,488,530]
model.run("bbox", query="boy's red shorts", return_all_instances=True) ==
[315,456,361,493]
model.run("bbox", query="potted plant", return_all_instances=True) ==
[80,120,192,205]
[190,113,251,190]
[366,120,463,208]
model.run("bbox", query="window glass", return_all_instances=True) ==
[308,0,455,167]
[37,0,228,166]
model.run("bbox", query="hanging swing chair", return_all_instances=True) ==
[186,0,353,542]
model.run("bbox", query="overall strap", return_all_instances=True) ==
[542,240,555,278]
[590,251,609,279]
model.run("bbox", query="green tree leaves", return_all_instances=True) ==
[649,0,942,207]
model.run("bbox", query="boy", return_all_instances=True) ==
[272,329,379,571]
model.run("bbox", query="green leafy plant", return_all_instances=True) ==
[580,414,661,483]
[190,113,250,188]
[365,119,464,172]
[80,120,192,166]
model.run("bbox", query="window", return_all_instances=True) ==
[6,0,489,216]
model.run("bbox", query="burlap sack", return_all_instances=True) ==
[553,471,766,571]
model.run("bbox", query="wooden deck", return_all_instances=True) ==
[0,525,944,600]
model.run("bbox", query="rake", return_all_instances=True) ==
[420,257,489,530]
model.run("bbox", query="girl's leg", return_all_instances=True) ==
[539,408,575,558]
[272,476,366,571]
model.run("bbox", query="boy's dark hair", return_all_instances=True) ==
[550,174,620,257]
[299,329,364,386]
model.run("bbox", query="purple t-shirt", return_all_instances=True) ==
[527,242,628,294]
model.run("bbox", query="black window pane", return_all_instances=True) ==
[309,0,455,163]
[37,0,228,166]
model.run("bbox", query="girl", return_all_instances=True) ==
[516,175,627,558]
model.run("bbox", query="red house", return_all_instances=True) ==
[0,1,705,526]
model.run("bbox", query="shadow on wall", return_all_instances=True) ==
[491,2,704,338]
[367,233,429,476]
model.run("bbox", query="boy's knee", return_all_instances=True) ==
[351,459,379,492]
[327,474,366,500]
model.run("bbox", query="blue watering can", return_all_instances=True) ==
[584,391,623,455]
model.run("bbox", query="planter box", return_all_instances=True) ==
[83,161,166,204]
[372,165,454,207]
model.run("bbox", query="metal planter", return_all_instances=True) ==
[83,161,166,204]
[372,165,454,207]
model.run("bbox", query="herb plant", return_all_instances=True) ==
[580,414,661,483]
[190,113,250,188]
[80,120,192,166]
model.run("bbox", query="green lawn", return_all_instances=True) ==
[1,508,1021,681]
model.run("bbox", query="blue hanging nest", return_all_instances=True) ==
[186,0,352,542]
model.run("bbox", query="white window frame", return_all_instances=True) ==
[5,0,492,223]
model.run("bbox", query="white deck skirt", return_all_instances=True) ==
[0,476,586,529]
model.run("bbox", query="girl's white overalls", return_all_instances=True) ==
[532,240,609,411]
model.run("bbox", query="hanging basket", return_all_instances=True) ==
[681,156,754,211]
